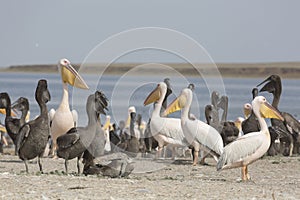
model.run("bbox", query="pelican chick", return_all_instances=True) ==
[216,96,283,181]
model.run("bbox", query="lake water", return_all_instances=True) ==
[0,72,299,126]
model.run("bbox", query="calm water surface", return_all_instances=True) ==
[0,72,299,126]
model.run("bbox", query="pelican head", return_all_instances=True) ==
[128,106,136,114]
[0,93,17,117]
[257,75,281,95]
[252,96,283,120]
[243,103,252,118]
[187,83,195,91]
[58,58,89,89]
[234,117,245,130]
[164,88,192,116]
[143,82,167,106]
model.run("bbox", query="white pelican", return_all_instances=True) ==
[144,82,188,159]
[164,88,224,165]
[234,117,245,137]
[122,106,141,140]
[102,115,112,152]
[243,103,252,119]
[49,58,89,156]
[217,96,283,181]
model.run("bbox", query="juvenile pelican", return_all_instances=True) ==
[144,82,188,160]
[216,96,283,181]
[241,88,260,135]
[49,58,89,156]
[17,80,51,173]
[257,75,294,156]
[164,88,224,165]
[0,93,23,154]
[57,91,108,174]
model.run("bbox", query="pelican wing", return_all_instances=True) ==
[94,152,132,165]
[87,128,106,157]
[217,132,263,170]
[282,112,300,133]
[57,127,80,149]
[185,119,224,156]
[16,124,30,152]
[150,117,186,144]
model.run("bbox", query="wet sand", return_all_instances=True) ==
[0,152,299,199]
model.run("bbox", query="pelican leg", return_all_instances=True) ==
[14,145,18,156]
[241,166,247,181]
[51,143,58,159]
[199,151,209,165]
[38,157,43,173]
[289,142,294,156]
[192,151,199,166]
[77,156,81,174]
[24,160,29,173]
[156,146,163,159]
[245,165,250,180]
[171,147,176,160]
[191,148,195,161]
[65,159,69,174]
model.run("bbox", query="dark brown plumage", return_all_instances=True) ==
[17,79,50,173]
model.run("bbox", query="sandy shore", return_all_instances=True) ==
[2,62,300,78]
[0,152,299,200]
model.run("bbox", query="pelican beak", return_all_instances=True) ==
[102,117,111,131]
[234,118,243,130]
[257,76,274,93]
[144,85,161,106]
[260,101,284,120]
[0,125,6,133]
[163,94,186,116]
[257,76,271,87]
[25,112,30,122]
[61,63,89,89]
[0,108,17,117]
[0,109,5,115]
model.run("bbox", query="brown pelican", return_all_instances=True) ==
[257,75,294,156]
[17,79,51,173]
[144,82,188,160]
[0,93,25,155]
[49,58,89,157]
[217,96,283,181]
[164,88,224,165]
[56,91,108,174]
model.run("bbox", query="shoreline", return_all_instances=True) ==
[1,62,300,78]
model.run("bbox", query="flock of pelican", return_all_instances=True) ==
[0,58,299,181]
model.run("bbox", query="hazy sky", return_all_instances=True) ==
[1,0,300,67]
